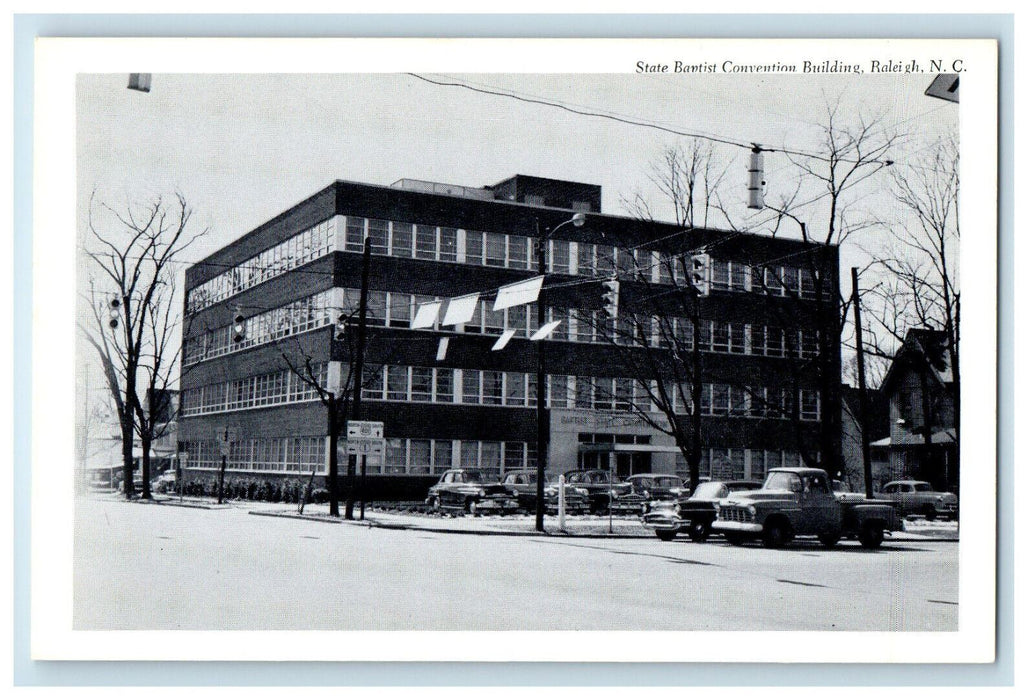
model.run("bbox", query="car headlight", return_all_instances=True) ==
[575,488,589,497]
[477,489,486,497]
[747,505,756,516]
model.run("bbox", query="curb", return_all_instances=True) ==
[246,510,958,543]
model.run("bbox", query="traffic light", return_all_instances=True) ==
[601,277,620,319]
[232,306,246,343]
[108,297,121,329]
[335,311,348,341]
[748,146,765,210]
[690,253,710,295]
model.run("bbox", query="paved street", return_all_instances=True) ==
[73,496,958,632]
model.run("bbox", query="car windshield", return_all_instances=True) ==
[693,482,727,499]
[763,472,803,492]
[914,483,932,492]
[654,477,682,488]
[461,471,487,483]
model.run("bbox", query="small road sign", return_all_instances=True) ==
[347,421,384,439]
[346,437,385,457]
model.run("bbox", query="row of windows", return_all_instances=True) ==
[181,437,326,473]
[181,436,812,481]
[339,438,537,476]
[184,285,823,368]
[185,213,832,315]
[184,290,338,365]
[703,449,818,481]
[180,364,328,416]
[186,219,335,312]
[701,384,821,421]
[360,365,821,421]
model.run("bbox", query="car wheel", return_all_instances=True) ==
[763,519,790,549]
[923,504,937,521]
[655,530,677,542]
[689,522,710,543]
[465,499,478,516]
[592,499,609,516]
[724,532,746,546]
[858,521,885,549]
[428,496,440,512]
[818,532,840,548]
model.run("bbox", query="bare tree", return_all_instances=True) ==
[80,193,205,498]
[861,135,960,451]
[622,139,734,230]
[742,101,902,478]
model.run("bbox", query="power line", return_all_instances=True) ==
[407,73,834,163]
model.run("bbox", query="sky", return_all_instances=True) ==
[75,70,959,460]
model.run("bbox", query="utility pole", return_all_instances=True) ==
[534,220,549,533]
[345,236,372,520]
[851,267,874,498]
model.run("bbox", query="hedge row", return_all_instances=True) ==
[178,478,329,504]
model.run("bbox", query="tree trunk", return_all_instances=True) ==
[140,433,153,499]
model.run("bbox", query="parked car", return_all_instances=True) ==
[150,471,178,494]
[426,469,519,515]
[879,480,958,520]
[611,474,690,514]
[563,469,630,515]
[501,470,590,514]
[642,480,762,541]
[831,479,866,503]
[712,468,903,549]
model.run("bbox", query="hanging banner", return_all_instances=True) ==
[492,275,544,312]
[441,293,480,326]
[435,337,450,361]
[410,301,441,329]
[491,329,517,351]
[530,319,563,341]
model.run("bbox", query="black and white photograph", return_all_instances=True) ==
[27,36,999,665]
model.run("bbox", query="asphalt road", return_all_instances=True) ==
[73,496,958,632]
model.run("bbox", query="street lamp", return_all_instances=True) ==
[534,211,586,532]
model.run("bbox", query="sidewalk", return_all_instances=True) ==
[244,501,960,542]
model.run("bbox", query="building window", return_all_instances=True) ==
[432,440,454,473]
[485,233,506,267]
[345,216,366,253]
[550,240,570,274]
[367,219,389,256]
[435,368,454,403]
[386,366,409,401]
[439,227,458,262]
[411,367,433,402]
[507,235,529,270]
[415,224,437,260]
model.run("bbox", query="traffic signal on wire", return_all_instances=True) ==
[748,146,765,210]
[232,306,246,343]
[601,278,620,319]
[108,297,121,329]
[335,311,348,341]
[690,253,710,296]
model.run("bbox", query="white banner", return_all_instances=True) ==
[410,301,441,329]
[492,275,544,311]
[491,329,517,351]
[530,319,562,341]
[441,293,479,326]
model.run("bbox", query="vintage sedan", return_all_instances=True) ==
[426,469,519,515]
[563,469,630,515]
[879,480,958,520]
[642,480,762,541]
[501,470,590,514]
[611,474,691,514]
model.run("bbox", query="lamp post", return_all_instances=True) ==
[534,211,586,532]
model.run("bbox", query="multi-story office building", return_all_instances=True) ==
[178,175,841,498]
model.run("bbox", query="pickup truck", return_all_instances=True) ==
[711,467,903,549]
